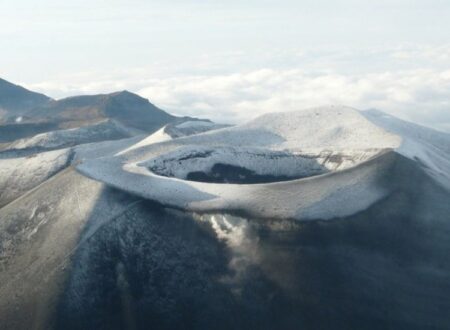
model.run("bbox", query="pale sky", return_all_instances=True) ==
[1,0,450,130]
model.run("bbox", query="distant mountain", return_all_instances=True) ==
[0,78,208,143]
[0,78,52,118]
[27,90,176,132]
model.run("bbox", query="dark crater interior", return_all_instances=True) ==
[186,163,310,184]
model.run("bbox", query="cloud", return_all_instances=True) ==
[135,69,450,131]
[25,45,450,132]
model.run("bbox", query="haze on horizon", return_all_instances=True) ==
[1,0,450,130]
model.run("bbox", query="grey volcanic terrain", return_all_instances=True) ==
[1,78,450,330]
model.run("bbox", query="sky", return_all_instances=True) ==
[1,0,450,130]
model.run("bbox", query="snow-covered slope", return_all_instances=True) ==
[0,135,147,208]
[0,120,140,206]
[0,148,73,207]
[4,120,133,152]
[77,105,450,220]
[242,106,401,150]
[120,120,228,153]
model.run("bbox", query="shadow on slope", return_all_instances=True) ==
[0,122,59,143]
[0,169,138,329]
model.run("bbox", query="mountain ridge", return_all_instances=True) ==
[0,77,210,142]
[0,77,52,118]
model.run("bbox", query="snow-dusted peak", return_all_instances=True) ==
[241,106,401,150]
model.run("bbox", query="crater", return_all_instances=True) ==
[142,146,333,184]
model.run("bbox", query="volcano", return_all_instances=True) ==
[1,81,450,330]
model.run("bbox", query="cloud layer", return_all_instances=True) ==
[135,68,450,130]
[26,45,450,132]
